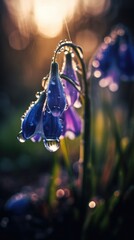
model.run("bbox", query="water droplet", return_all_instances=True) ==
[44,139,60,152]
[64,103,68,110]
[29,122,34,127]
[21,115,25,121]
[46,108,51,113]
[30,103,34,107]
[17,132,26,143]
[36,91,41,98]
[51,81,55,85]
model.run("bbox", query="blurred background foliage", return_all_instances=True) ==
[0,0,134,239]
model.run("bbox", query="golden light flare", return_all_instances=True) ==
[33,0,73,38]
[4,0,111,49]
[4,0,79,40]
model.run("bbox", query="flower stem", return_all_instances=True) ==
[54,40,92,226]
[79,59,92,223]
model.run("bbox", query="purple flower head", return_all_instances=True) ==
[62,52,81,107]
[47,62,66,117]
[61,106,82,139]
[18,91,46,142]
[18,49,83,151]
[91,24,134,91]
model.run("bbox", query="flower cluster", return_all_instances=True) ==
[18,43,82,152]
[91,24,134,92]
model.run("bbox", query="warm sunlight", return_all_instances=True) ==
[4,0,79,38]
[4,0,111,40]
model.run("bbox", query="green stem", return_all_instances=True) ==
[55,40,92,227]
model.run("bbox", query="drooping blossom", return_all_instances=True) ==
[18,91,46,143]
[18,56,82,152]
[91,24,134,92]
[62,52,81,107]
[47,62,66,117]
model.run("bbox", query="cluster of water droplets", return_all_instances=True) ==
[17,91,44,144]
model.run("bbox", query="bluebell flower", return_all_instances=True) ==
[91,24,134,91]
[18,91,46,142]
[61,106,82,139]
[47,62,66,117]
[62,52,81,107]
[18,58,82,151]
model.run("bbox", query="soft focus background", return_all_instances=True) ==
[0,0,134,239]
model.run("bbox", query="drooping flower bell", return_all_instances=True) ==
[62,52,80,107]
[91,24,134,91]
[17,91,46,143]
[43,108,62,152]
[61,106,82,140]
[18,41,83,152]
[47,62,66,117]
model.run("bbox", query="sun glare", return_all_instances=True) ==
[4,0,79,39]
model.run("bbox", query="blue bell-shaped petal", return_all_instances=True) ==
[61,106,82,139]
[47,62,66,117]
[62,52,80,107]
[19,91,46,140]
[43,109,62,152]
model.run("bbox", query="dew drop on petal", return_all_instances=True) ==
[17,132,26,143]
[64,103,68,110]
[44,139,60,152]
[21,116,25,121]
[51,81,56,85]
[36,91,41,98]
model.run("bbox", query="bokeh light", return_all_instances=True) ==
[88,200,96,208]
[4,0,79,40]
[4,0,111,50]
